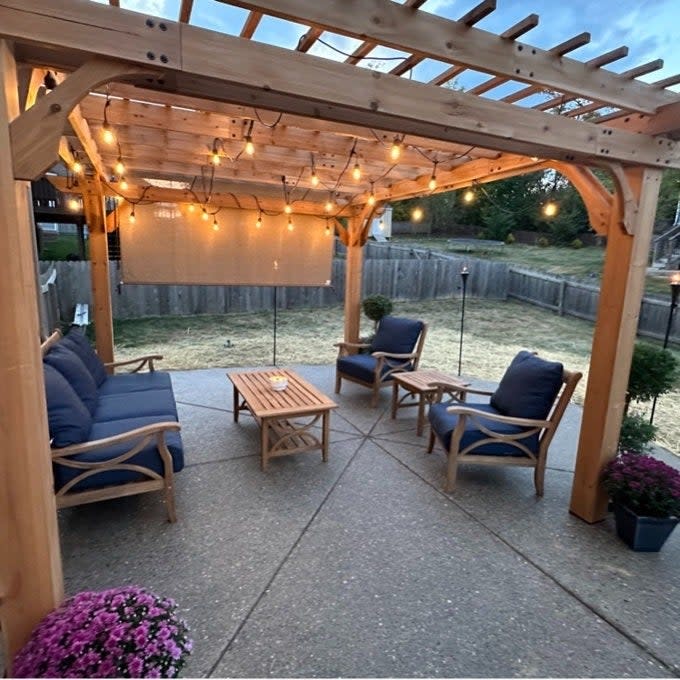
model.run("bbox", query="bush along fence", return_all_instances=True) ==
[40,243,679,345]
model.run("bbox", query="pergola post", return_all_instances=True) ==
[0,39,63,669]
[570,166,662,523]
[343,215,364,343]
[82,180,114,367]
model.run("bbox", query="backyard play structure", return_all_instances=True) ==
[1,0,679,670]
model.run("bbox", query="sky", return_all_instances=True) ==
[97,0,680,105]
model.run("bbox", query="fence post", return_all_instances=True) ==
[558,279,567,316]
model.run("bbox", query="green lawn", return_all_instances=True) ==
[40,234,86,261]
[389,236,674,298]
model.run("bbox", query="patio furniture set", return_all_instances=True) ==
[40,316,580,522]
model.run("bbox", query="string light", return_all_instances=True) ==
[72,160,83,175]
[115,156,125,176]
[120,177,129,191]
[325,192,335,213]
[325,219,331,237]
[243,121,255,155]
[129,207,136,224]
[101,95,115,145]
[284,203,292,214]
[379,218,385,231]
[202,207,209,221]
[256,211,263,228]
[390,136,402,161]
[67,196,79,211]
[212,216,219,231]
[368,183,376,206]
[187,203,196,213]
[211,143,221,165]
[411,206,424,222]
[542,200,559,218]
[352,156,361,181]
[310,171,319,187]
[463,188,476,204]
[428,161,438,191]
[287,216,294,231]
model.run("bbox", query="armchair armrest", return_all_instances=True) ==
[446,405,550,429]
[104,354,163,373]
[372,351,417,360]
[52,421,181,458]
[334,341,371,357]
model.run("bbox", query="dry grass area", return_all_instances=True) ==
[113,298,679,454]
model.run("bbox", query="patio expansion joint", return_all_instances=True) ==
[369,438,680,677]
[206,436,372,678]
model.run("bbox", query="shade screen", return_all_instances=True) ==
[119,204,333,286]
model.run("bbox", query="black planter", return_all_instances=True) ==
[613,503,679,552]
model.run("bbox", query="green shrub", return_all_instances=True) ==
[626,343,679,412]
[505,233,516,245]
[570,238,583,249]
[362,294,393,328]
[618,413,657,453]
[535,236,550,248]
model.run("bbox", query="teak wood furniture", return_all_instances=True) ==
[228,368,337,471]
[391,369,469,436]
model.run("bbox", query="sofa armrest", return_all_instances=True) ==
[104,354,163,373]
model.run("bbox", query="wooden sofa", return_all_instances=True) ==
[41,329,184,522]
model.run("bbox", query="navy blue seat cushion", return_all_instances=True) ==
[43,364,93,447]
[370,316,424,355]
[60,330,107,387]
[428,401,539,457]
[97,371,172,396]
[43,343,99,415]
[337,353,411,383]
[52,414,184,493]
[490,351,563,420]
[95,388,178,423]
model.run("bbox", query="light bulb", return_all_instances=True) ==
[115,158,125,175]
[428,175,437,191]
[543,200,558,217]
[187,203,195,213]
[287,217,294,231]
[311,172,319,187]
[72,160,83,175]
[463,189,475,204]
[244,136,255,155]
[352,161,361,181]
[325,223,331,237]
[325,199,333,213]
[256,216,262,229]
[411,206,423,222]
[368,192,376,207]
[101,124,115,145]
[202,208,209,221]
[284,203,292,214]
[212,218,219,231]
[129,210,136,224]
[211,150,220,165]
[67,197,79,211]
[120,177,129,191]
[390,137,402,161]
[379,218,385,231]
[531,156,539,162]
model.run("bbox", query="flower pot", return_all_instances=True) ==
[613,503,679,552]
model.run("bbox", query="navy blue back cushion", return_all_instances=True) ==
[43,364,93,447]
[44,344,99,415]
[61,330,107,387]
[371,316,424,355]
[490,351,563,420]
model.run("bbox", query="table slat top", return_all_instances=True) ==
[228,368,337,418]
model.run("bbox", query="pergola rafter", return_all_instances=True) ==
[1,1,679,671]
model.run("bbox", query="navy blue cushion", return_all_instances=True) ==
[60,330,107,387]
[428,401,539,457]
[337,353,411,383]
[52,414,184,493]
[43,364,93,447]
[44,344,99,415]
[370,316,424,355]
[95,388,178,423]
[490,351,563,420]
[97,371,172,396]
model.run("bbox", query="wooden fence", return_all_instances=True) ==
[38,263,59,338]
[41,247,679,345]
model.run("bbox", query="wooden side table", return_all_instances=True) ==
[391,370,469,436]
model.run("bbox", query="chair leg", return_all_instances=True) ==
[427,428,436,453]
[445,452,459,493]
[371,381,379,407]
[534,461,546,497]
[164,477,177,523]
[335,371,341,394]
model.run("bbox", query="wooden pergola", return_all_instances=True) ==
[1,0,679,667]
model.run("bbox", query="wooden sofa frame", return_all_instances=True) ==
[41,330,181,522]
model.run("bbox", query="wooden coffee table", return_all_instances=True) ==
[391,369,469,436]
[228,368,337,471]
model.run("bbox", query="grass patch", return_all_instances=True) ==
[40,234,87,261]
[113,298,679,454]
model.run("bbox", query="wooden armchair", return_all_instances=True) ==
[335,316,427,406]
[427,351,582,495]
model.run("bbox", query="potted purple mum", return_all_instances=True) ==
[603,453,680,552]
[13,586,192,678]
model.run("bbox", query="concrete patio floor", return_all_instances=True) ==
[57,365,680,678]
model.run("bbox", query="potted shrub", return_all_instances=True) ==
[359,294,393,350]
[13,586,192,678]
[602,453,680,552]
